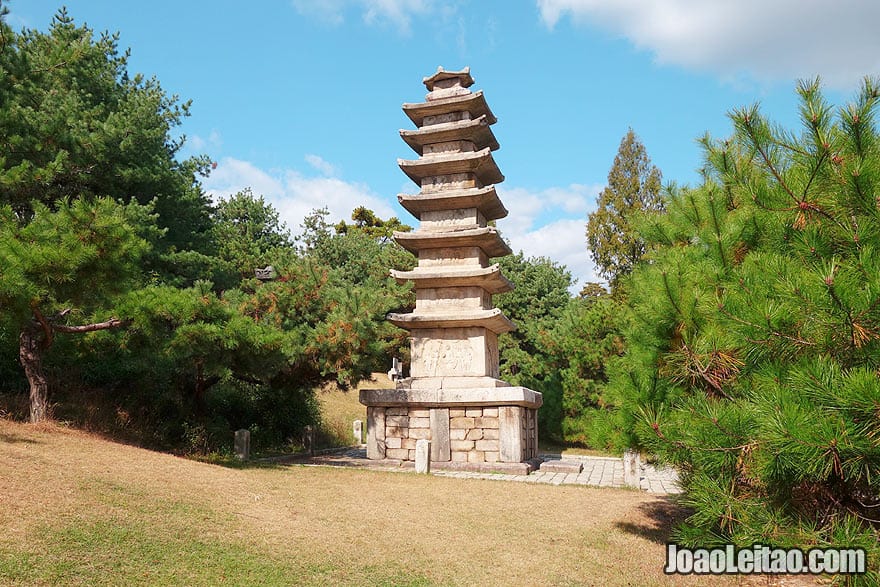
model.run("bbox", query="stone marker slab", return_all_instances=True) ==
[498,406,523,462]
[430,408,451,461]
[367,407,386,460]
[415,439,431,473]
[623,449,641,488]
[234,429,250,460]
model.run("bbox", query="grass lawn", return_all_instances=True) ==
[0,419,821,586]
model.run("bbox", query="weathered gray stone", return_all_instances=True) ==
[474,416,498,429]
[352,419,363,444]
[475,439,499,452]
[303,425,315,456]
[409,427,431,440]
[234,429,250,460]
[409,417,430,428]
[498,406,523,462]
[386,415,410,427]
[623,449,641,488]
[450,417,475,429]
[539,460,583,474]
[450,439,475,451]
[415,439,431,473]
[430,408,451,462]
[366,407,386,460]
[386,448,409,460]
[467,450,485,463]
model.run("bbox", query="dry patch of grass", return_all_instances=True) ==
[316,373,389,446]
[0,420,819,586]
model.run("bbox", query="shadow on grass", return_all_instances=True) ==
[0,431,41,445]
[613,496,690,545]
[194,445,364,472]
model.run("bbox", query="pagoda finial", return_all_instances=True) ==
[423,66,474,101]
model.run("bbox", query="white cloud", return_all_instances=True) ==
[204,157,396,234]
[204,159,602,290]
[497,183,603,291]
[290,0,348,25]
[292,0,444,34]
[513,219,603,292]
[304,153,339,176]
[185,130,222,153]
[537,0,880,89]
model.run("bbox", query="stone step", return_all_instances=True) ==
[538,460,583,474]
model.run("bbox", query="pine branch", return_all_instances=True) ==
[718,305,816,347]
[741,118,800,205]
[661,271,683,316]
[52,318,128,333]
[800,148,828,200]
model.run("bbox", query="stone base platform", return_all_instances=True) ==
[360,385,542,465]
[376,458,538,475]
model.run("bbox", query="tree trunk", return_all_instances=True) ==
[19,326,49,423]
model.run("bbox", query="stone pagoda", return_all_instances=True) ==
[360,67,542,471]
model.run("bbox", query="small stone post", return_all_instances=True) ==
[415,439,431,474]
[234,429,250,461]
[623,449,641,488]
[353,419,363,444]
[303,425,315,456]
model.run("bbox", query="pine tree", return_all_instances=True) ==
[609,79,880,582]
[0,198,156,422]
[586,129,663,290]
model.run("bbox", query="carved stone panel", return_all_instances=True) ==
[411,327,497,377]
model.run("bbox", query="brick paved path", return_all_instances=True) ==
[288,449,682,495]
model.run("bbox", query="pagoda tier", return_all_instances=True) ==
[387,308,514,334]
[402,91,496,127]
[390,264,513,294]
[397,185,508,221]
[360,67,541,469]
[400,115,499,154]
[398,148,504,187]
[393,226,511,257]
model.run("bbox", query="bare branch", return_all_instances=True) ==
[52,318,129,333]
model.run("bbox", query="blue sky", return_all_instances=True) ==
[8,1,880,289]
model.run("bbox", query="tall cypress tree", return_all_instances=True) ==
[609,79,880,582]
[586,129,663,291]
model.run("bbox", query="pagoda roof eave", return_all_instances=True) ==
[397,186,508,221]
[402,91,496,127]
[398,148,504,187]
[387,308,515,335]
[400,115,499,154]
[393,226,512,258]
[390,264,513,294]
[423,66,474,90]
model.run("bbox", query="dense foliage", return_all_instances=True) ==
[0,6,411,452]
[586,128,663,291]
[607,79,880,582]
